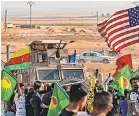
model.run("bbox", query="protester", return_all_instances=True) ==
[91,91,113,116]
[58,83,88,116]
[1,101,6,116]
[105,73,113,85]
[126,90,132,116]
[94,69,103,84]
[40,83,55,116]
[130,77,139,116]
[5,93,16,116]
[107,86,120,116]
[119,90,129,116]
[37,83,45,100]
[14,82,26,116]
[137,75,139,92]
[24,82,32,96]
[25,87,34,116]
[30,81,43,116]
[26,81,43,116]
[94,69,104,91]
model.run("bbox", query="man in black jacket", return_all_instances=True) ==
[58,83,88,116]
[26,81,43,116]
[40,83,54,116]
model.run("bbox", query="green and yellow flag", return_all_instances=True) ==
[1,70,16,102]
[111,65,132,96]
[47,82,69,116]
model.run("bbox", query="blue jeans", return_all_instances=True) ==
[5,111,15,116]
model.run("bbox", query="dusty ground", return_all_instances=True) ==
[1,18,139,79]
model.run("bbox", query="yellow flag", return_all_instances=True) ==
[88,76,96,112]
[90,76,95,92]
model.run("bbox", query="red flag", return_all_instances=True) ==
[113,54,132,78]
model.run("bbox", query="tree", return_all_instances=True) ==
[106,13,111,18]
[101,14,105,18]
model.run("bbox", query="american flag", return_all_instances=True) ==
[98,6,139,53]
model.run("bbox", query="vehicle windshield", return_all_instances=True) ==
[97,53,102,56]
[38,69,59,80]
[62,69,84,80]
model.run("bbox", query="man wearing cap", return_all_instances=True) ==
[58,83,88,116]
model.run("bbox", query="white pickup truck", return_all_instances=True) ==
[78,52,114,64]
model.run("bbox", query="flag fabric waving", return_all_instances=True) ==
[88,76,96,112]
[47,82,69,116]
[1,70,16,102]
[4,46,31,71]
[111,65,132,96]
[98,6,139,53]
[113,54,133,78]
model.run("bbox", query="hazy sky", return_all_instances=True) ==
[1,1,135,17]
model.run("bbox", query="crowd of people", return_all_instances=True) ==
[3,69,139,116]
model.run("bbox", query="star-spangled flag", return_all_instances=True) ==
[98,6,139,53]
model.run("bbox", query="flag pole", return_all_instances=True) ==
[1,60,17,81]
[2,68,17,81]
[97,14,113,27]
[97,14,113,40]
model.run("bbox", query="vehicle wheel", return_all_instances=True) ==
[79,59,85,63]
[103,59,109,64]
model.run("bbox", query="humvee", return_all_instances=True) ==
[16,40,86,86]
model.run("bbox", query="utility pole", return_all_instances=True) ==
[96,12,98,25]
[70,17,71,26]
[5,10,7,32]
[27,2,35,28]
[25,20,26,28]
[82,18,83,28]
[6,45,10,62]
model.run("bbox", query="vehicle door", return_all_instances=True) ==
[90,52,100,62]
[81,52,91,62]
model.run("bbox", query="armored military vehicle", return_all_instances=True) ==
[16,40,86,86]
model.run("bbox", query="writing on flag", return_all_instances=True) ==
[98,6,139,53]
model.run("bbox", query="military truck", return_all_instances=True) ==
[16,40,86,86]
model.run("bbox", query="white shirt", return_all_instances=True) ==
[95,72,103,85]
[76,112,88,116]
[105,76,113,84]
[130,91,139,115]
[14,93,26,116]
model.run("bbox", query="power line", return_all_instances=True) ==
[96,12,98,25]
[27,1,35,28]
[5,10,7,32]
